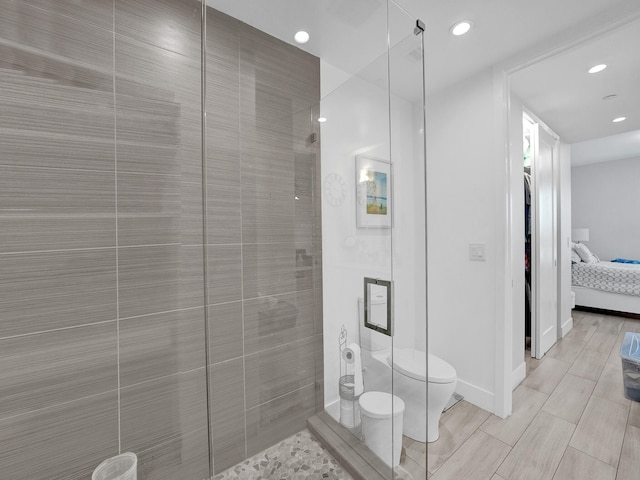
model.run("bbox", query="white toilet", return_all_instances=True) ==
[358,297,457,443]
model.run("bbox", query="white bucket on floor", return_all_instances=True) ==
[92,452,137,480]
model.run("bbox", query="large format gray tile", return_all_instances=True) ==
[629,401,640,429]
[552,446,616,480]
[118,244,204,318]
[115,0,201,58]
[6,0,113,30]
[119,307,206,387]
[210,358,246,474]
[120,368,208,453]
[208,301,243,365]
[521,356,570,395]
[205,9,240,191]
[480,384,548,446]
[431,430,510,480]
[0,66,114,171]
[242,243,299,298]
[245,384,317,457]
[0,1,113,69]
[0,321,117,421]
[0,391,118,480]
[545,336,585,364]
[206,128,240,190]
[239,23,319,107]
[117,173,203,247]
[243,290,315,355]
[0,166,116,253]
[137,427,210,480]
[206,183,241,245]
[241,180,295,245]
[584,331,617,354]
[542,373,595,424]
[593,361,630,406]
[617,425,640,480]
[0,122,114,173]
[115,34,201,107]
[427,401,491,474]
[497,411,575,480]
[245,336,317,409]
[568,347,609,381]
[565,319,597,344]
[114,34,201,182]
[596,316,624,336]
[207,245,243,304]
[0,249,117,338]
[114,92,201,181]
[569,394,629,467]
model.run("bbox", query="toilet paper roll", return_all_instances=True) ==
[342,343,364,397]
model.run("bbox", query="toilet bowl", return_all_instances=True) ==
[358,298,457,443]
[388,348,456,442]
[358,391,404,468]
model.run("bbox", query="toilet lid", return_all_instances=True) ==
[358,391,405,419]
[387,349,456,384]
[427,353,457,384]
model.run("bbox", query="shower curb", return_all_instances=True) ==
[307,411,390,480]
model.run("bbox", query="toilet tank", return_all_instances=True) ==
[358,295,390,352]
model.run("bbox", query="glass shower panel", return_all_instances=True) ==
[0,1,211,479]
[320,3,395,477]
[319,0,427,475]
[388,4,428,478]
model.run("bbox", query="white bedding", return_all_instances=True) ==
[572,261,640,297]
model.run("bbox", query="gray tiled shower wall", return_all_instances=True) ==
[0,1,322,479]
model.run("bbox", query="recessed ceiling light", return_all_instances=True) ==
[317,117,327,123]
[450,21,472,36]
[588,64,607,74]
[613,116,626,123]
[294,31,309,44]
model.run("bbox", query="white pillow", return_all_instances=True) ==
[574,243,599,264]
[571,250,581,264]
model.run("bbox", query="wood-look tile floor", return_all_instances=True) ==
[402,310,640,480]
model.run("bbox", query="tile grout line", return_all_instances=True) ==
[112,0,122,454]
[239,40,249,462]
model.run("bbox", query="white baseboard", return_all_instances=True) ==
[561,316,573,338]
[454,379,495,414]
[511,362,526,390]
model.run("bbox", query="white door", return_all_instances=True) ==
[532,124,558,358]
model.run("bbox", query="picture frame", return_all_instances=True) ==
[355,155,392,228]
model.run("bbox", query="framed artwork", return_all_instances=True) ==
[356,155,392,228]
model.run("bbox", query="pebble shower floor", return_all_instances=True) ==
[212,429,354,480]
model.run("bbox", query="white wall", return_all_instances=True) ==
[571,157,640,260]
[426,69,502,412]
[320,60,425,408]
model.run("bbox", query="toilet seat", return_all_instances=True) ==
[387,349,456,384]
[388,348,426,381]
[359,391,404,419]
[427,353,457,384]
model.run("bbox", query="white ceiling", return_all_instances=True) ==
[208,0,640,166]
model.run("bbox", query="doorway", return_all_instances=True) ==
[524,111,560,360]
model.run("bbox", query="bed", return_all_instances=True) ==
[572,260,640,315]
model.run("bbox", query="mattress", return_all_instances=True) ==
[572,261,640,297]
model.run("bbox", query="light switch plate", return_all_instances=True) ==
[469,243,486,261]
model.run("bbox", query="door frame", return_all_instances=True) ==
[492,7,640,418]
